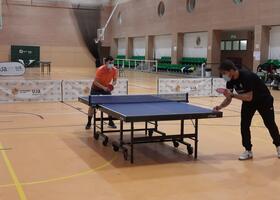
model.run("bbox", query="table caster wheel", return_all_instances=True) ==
[187,145,193,155]
[173,141,179,148]
[103,137,109,146]
[112,143,119,152]
[123,149,128,160]
[94,133,99,140]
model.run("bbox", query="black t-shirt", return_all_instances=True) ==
[226,69,271,103]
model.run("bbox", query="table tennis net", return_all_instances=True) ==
[89,93,189,105]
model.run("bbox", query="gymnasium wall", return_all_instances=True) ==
[117,38,126,55]
[132,37,145,57]
[183,32,208,58]
[108,0,280,72]
[111,0,280,38]
[0,3,99,70]
[154,35,172,59]
[269,26,280,60]
[220,31,254,70]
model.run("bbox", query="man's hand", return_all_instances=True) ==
[213,105,222,111]
[103,87,110,92]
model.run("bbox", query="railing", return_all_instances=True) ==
[114,58,158,72]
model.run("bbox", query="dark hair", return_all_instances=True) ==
[105,56,114,63]
[219,60,237,71]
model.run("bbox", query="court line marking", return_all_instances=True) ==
[61,102,88,115]
[0,154,117,188]
[0,111,44,119]
[0,124,85,132]
[0,143,28,200]
[0,112,82,118]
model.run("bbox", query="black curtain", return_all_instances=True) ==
[73,8,102,68]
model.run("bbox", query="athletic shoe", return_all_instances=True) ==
[108,121,117,129]
[277,146,280,158]
[85,123,91,130]
[239,150,253,160]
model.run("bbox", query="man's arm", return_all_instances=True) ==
[214,97,232,111]
[111,69,118,86]
[232,91,253,102]
[112,78,117,86]
[93,79,108,91]
[224,89,253,102]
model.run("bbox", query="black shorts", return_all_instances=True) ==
[90,88,111,95]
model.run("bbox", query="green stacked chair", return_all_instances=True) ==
[114,55,126,67]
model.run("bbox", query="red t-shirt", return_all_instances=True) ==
[92,65,118,89]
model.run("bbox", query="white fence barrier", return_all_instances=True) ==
[0,79,128,103]
[62,79,128,101]
[158,78,227,97]
[0,80,62,103]
[158,78,212,97]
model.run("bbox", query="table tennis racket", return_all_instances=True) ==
[107,84,114,92]
[216,88,226,94]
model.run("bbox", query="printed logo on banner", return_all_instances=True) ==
[175,85,180,92]
[0,62,25,76]
[62,79,128,101]
[83,86,90,95]
[158,78,212,96]
[0,80,62,103]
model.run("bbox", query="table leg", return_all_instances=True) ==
[194,119,198,159]
[120,120,123,147]
[101,112,104,134]
[130,122,134,164]
[93,108,97,140]
[145,121,148,135]
[180,119,184,142]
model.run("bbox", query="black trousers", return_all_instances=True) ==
[90,88,114,123]
[241,96,280,150]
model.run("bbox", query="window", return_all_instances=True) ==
[221,41,225,51]
[186,0,196,13]
[117,12,122,24]
[233,41,239,50]
[225,41,232,51]
[221,40,248,51]
[233,0,243,5]
[240,40,247,50]
[158,1,165,17]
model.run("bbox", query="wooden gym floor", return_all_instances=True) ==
[0,67,279,200]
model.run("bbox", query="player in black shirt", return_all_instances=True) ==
[214,60,280,160]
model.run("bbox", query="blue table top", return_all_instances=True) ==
[79,95,222,122]
[102,101,214,116]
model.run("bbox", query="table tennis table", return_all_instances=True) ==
[79,94,223,163]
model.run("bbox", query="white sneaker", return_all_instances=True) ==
[277,146,280,158]
[239,150,253,160]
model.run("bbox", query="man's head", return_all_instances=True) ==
[219,60,238,81]
[104,56,114,69]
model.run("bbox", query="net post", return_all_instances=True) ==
[186,93,189,103]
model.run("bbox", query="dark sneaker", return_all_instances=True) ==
[108,121,117,129]
[85,123,91,130]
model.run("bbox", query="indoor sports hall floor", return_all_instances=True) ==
[0,67,279,200]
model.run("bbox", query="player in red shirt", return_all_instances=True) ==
[86,56,118,129]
